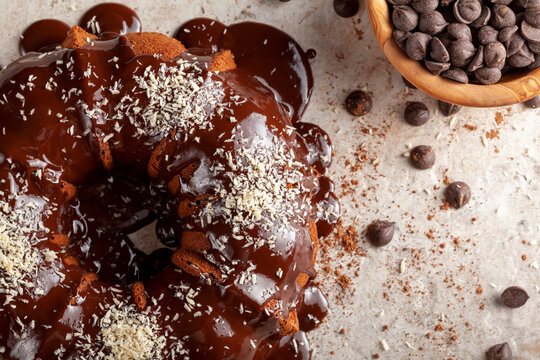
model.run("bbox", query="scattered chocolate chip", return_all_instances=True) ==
[484,41,506,68]
[404,101,430,126]
[475,66,502,84]
[501,286,529,308]
[442,67,470,83]
[486,343,513,360]
[393,5,420,31]
[406,32,432,60]
[345,90,373,116]
[491,5,516,29]
[419,11,448,35]
[448,23,473,41]
[454,0,482,24]
[498,25,518,42]
[444,181,471,208]
[409,145,436,169]
[411,0,438,13]
[430,37,451,62]
[402,76,417,88]
[306,48,317,59]
[478,26,500,45]
[523,94,540,108]
[333,0,360,18]
[449,39,476,66]
[367,220,396,247]
[467,46,485,71]
[425,60,451,74]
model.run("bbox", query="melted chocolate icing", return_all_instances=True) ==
[2,4,339,359]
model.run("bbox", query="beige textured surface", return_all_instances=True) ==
[2,1,539,359]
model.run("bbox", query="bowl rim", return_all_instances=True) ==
[367,0,540,107]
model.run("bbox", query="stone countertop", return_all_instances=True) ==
[2,0,539,359]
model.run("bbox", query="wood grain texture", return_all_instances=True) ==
[367,0,540,107]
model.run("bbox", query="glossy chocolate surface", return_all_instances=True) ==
[0,4,338,359]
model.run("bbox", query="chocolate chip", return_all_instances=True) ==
[471,6,492,28]
[523,94,540,107]
[367,220,396,247]
[306,48,317,59]
[425,60,451,74]
[404,101,430,125]
[525,8,540,28]
[501,286,529,308]
[528,53,540,69]
[448,23,473,41]
[484,41,506,68]
[438,31,454,48]
[409,145,436,169]
[438,100,462,115]
[333,0,360,17]
[521,20,540,42]
[393,5,419,31]
[444,181,471,208]
[491,5,516,29]
[393,30,411,50]
[449,39,476,66]
[406,32,432,60]
[467,46,484,71]
[402,76,417,88]
[475,66,502,84]
[517,0,540,9]
[498,25,518,42]
[479,26,500,45]
[442,67,469,82]
[419,11,448,35]
[430,37,450,62]
[345,90,373,116]
[508,43,535,67]
[411,0,438,13]
[454,0,482,24]
[505,33,525,57]
[486,343,512,360]
[529,40,540,53]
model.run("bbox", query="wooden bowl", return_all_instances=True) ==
[367,0,540,107]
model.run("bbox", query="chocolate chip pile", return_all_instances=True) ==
[389,0,540,84]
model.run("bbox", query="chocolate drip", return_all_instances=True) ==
[80,2,142,39]
[19,19,70,55]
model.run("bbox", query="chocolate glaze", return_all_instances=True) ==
[175,18,314,124]
[0,4,339,360]
[80,2,142,39]
[19,19,71,55]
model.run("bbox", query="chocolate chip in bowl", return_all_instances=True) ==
[367,0,540,106]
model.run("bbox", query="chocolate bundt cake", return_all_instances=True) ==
[0,5,339,359]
